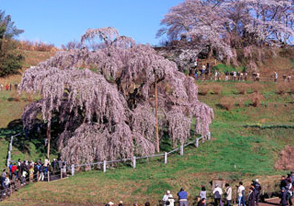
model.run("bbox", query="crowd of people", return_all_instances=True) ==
[188,62,291,83]
[0,158,68,200]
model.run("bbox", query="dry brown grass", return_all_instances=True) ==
[219,96,234,110]
[235,83,249,94]
[18,40,57,52]
[250,83,264,93]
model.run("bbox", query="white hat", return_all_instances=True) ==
[167,190,170,194]
[255,179,259,182]
[108,202,114,205]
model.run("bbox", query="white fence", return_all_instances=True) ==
[71,132,211,175]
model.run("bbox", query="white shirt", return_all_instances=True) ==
[238,185,245,197]
[226,187,232,200]
[162,194,174,206]
[44,159,50,167]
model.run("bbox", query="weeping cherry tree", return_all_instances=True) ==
[19,27,214,165]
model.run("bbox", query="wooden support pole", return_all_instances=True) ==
[155,82,159,153]
[46,121,51,159]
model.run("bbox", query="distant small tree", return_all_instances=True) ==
[0,10,24,76]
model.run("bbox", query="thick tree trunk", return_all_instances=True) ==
[155,82,159,153]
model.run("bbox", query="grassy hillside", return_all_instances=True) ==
[0,50,56,168]
[0,80,293,206]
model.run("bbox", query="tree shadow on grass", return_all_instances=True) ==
[0,119,58,161]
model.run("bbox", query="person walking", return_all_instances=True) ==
[199,186,206,200]
[213,184,223,206]
[238,182,245,206]
[177,188,188,206]
[225,183,232,206]
[248,187,255,206]
[162,190,174,206]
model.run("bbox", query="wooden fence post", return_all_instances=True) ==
[133,156,136,169]
[195,138,199,148]
[47,171,50,182]
[103,160,106,173]
[37,171,39,182]
[71,164,75,176]
[180,145,184,156]
[164,152,167,164]
[60,169,63,179]
[208,132,211,140]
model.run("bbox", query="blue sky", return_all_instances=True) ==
[0,0,183,47]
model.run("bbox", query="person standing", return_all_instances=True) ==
[162,190,174,206]
[177,188,188,206]
[281,176,287,189]
[199,186,207,200]
[238,182,245,206]
[248,187,255,206]
[213,184,223,206]
[253,179,261,206]
[274,72,278,83]
[225,183,232,206]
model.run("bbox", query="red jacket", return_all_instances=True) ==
[11,165,17,173]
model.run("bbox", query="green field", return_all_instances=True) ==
[0,80,292,206]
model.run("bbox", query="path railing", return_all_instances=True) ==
[71,132,211,175]
[6,132,23,167]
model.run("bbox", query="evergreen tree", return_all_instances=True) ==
[0,10,24,77]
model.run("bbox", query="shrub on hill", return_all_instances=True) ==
[220,97,234,110]
[211,84,223,95]
[235,83,249,94]
[250,92,264,107]
[199,85,210,95]
[276,83,288,95]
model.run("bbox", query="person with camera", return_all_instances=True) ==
[162,190,174,206]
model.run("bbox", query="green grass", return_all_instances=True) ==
[0,81,294,206]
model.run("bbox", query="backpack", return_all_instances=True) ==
[242,190,245,197]
[255,183,261,192]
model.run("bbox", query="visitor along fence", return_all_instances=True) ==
[6,132,211,175]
